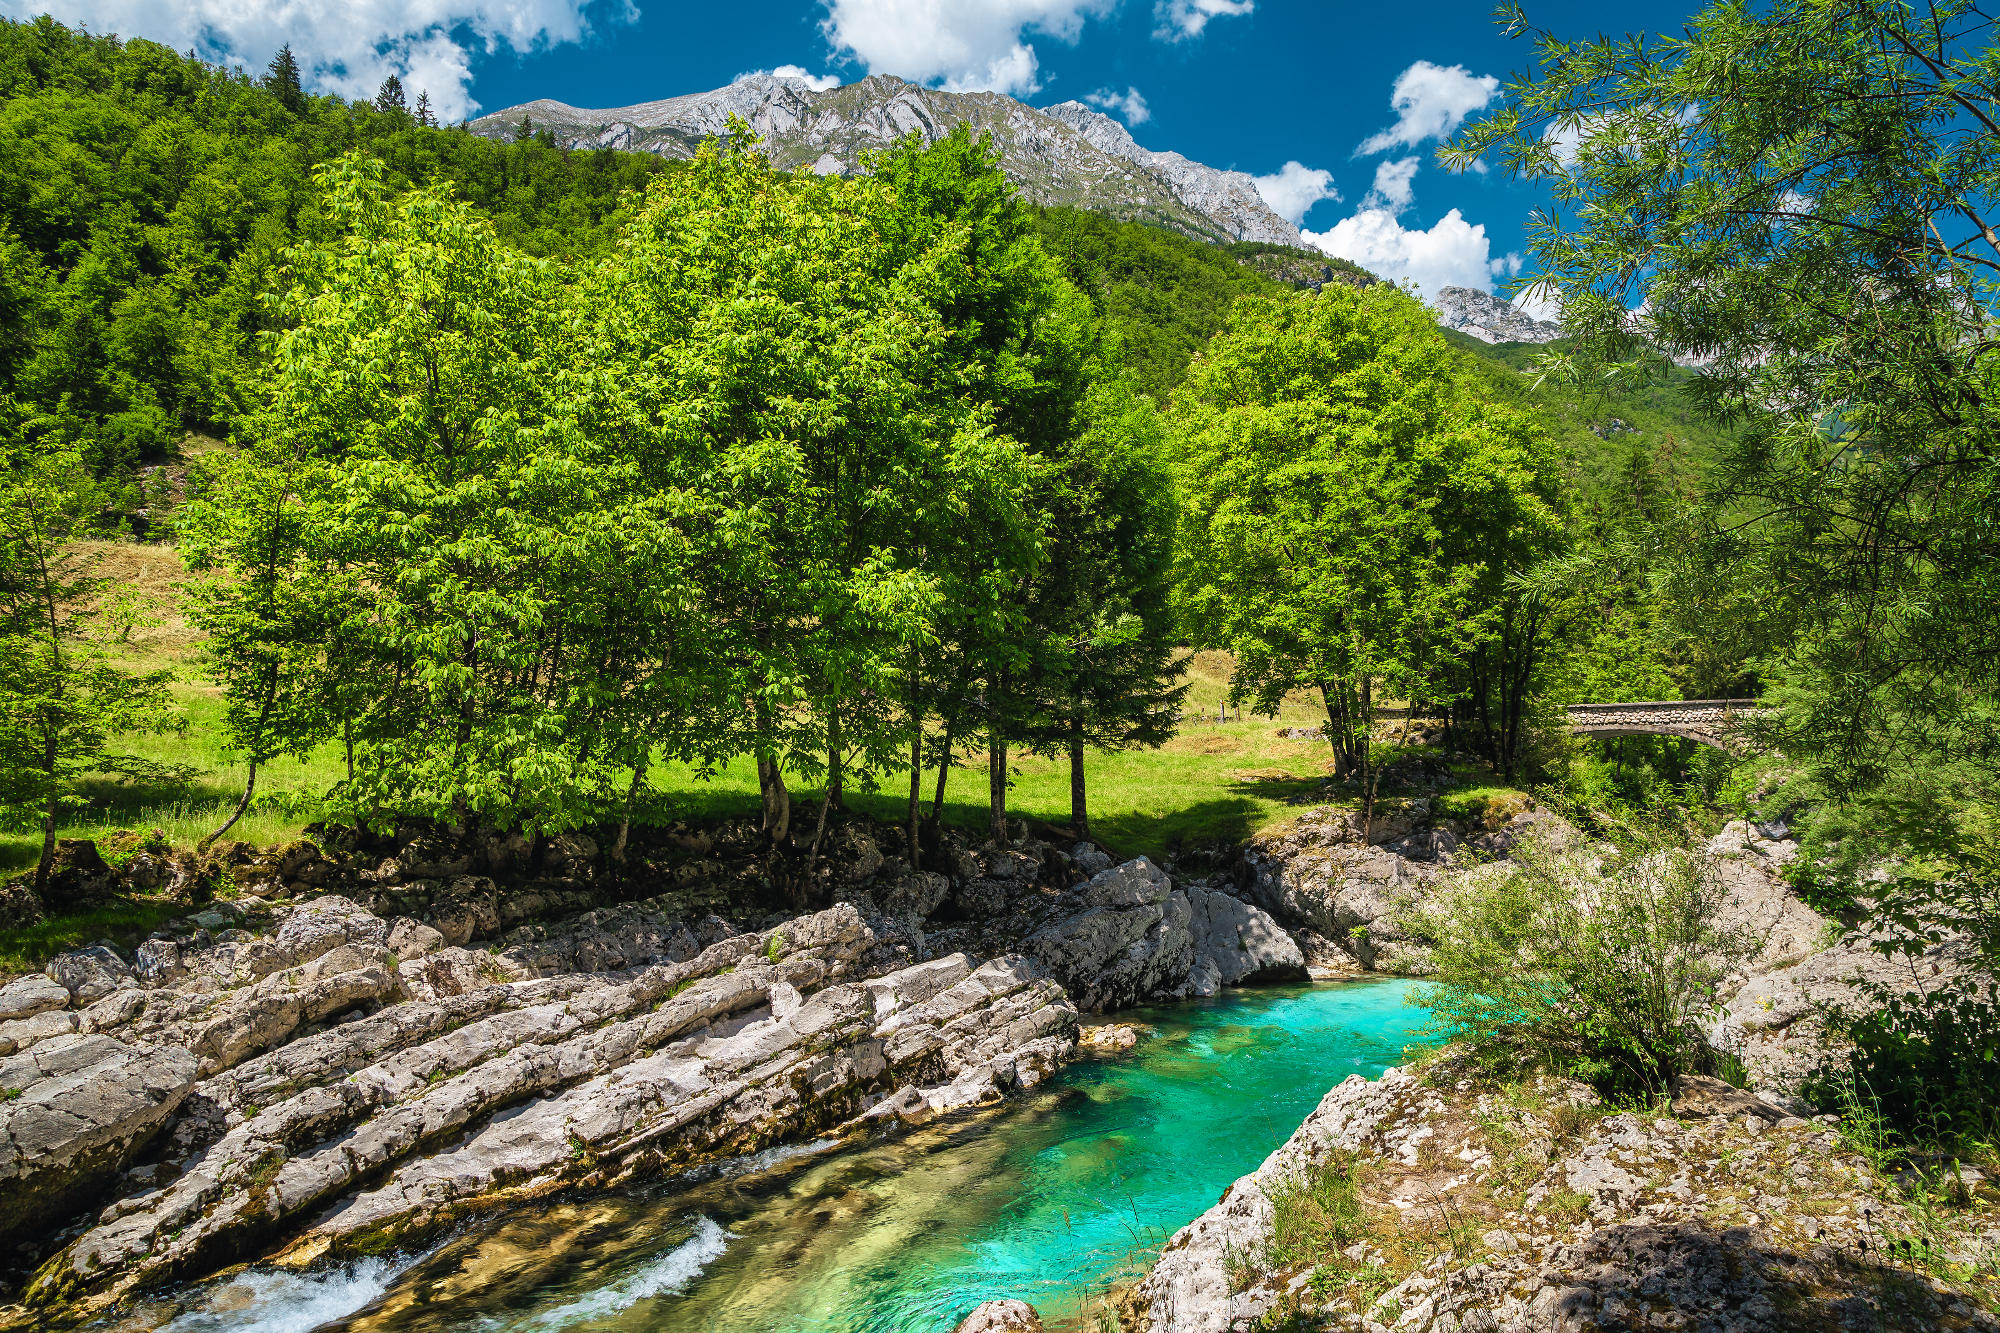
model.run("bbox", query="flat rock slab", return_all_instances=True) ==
[0,1033,197,1245]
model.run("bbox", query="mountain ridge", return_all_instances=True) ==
[467,73,1304,248]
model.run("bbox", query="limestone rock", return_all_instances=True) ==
[1669,1073,1794,1123]
[955,1298,1043,1331]
[46,946,136,1003]
[387,916,446,960]
[37,839,119,913]
[0,973,70,1021]
[0,880,44,930]
[1186,887,1306,986]
[1025,859,1192,1010]
[466,75,1305,247]
[0,1034,197,1247]
[1432,285,1562,344]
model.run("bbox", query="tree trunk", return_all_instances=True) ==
[33,728,58,895]
[611,754,648,865]
[800,786,836,907]
[1069,716,1088,839]
[201,756,260,854]
[928,716,955,828]
[755,698,790,843]
[988,734,1008,845]
[827,708,843,810]
[906,723,924,871]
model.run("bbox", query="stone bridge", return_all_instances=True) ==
[1565,699,1761,750]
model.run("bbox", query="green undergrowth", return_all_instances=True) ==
[0,899,188,974]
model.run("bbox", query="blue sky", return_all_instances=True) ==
[7,0,1707,300]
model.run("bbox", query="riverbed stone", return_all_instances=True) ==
[955,1298,1044,1331]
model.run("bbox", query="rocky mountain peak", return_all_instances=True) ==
[469,78,1303,246]
[1433,285,1564,345]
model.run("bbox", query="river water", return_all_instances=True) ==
[142,978,1422,1333]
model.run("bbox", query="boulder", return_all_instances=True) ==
[386,916,447,960]
[0,973,70,1021]
[0,1034,197,1247]
[46,946,136,1004]
[0,880,44,930]
[1186,888,1306,986]
[955,1299,1043,1331]
[1025,859,1193,1011]
[38,840,119,913]
[1669,1074,1794,1123]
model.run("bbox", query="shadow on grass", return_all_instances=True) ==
[0,897,189,974]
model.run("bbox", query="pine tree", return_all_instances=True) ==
[414,89,435,127]
[264,43,303,113]
[514,114,535,142]
[375,74,406,113]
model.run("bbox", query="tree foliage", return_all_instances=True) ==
[1168,283,1568,783]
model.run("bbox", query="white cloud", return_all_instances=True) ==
[15,0,633,121]
[1153,0,1253,42]
[1361,156,1419,213]
[1511,282,1561,323]
[1490,252,1522,278]
[1084,85,1150,125]
[1303,207,1496,298]
[820,0,1113,97]
[737,64,842,91]
[1251,161,1339,226]
[1356,60,1499,156]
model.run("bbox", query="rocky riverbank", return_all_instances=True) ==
[1124,1053,2000,1331]
[0,790,1957,1327]
[0,812,1307,1325]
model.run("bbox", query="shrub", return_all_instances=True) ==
[1402,811,1756,1102]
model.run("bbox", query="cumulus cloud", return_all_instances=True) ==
[820,0,1113,96]
[1302,207,1496,298]
[1361,156,1419,213]
[17,0,634,121]
[1510,282,1561,323]
[1153,0,1253,42]
[1489,251,1523,278]
[1251,161,1339,226]
[1356,60,1499,156]
[1084,85,1150,125]
[736,64,842,91]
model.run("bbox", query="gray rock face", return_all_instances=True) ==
[466,74,1304,247]
[28,901,1079,1316]
[0,1034,197,1247]
[1025,858,1194,1011]
[1433,285,1563,344]
[1186,888,1307,987]
[46,946,136,1004]
[0,973,70,1021]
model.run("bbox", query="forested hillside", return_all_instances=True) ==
[0,16,670,475]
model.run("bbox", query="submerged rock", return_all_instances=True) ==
[955,1299,1044,1331]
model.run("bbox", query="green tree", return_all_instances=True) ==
[224,154,711,836]
[1169,283,1566,789]
[600,129,1044,887]
[1451,0,2000,830]
[0,425,181,892]
[264,43,303,113]
[374,75,405,114]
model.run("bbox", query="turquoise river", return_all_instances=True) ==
[141,978,1423,1333]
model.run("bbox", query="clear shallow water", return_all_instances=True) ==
[136,979,1421,1333]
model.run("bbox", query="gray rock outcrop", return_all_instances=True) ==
[24,898,1078,1317]
[466,75,1305,246]
[0,1034,197,1247]
[1433,285,1563,344]
[955,1299,1044,1332]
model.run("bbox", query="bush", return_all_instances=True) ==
[1402,812,1757,1102]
